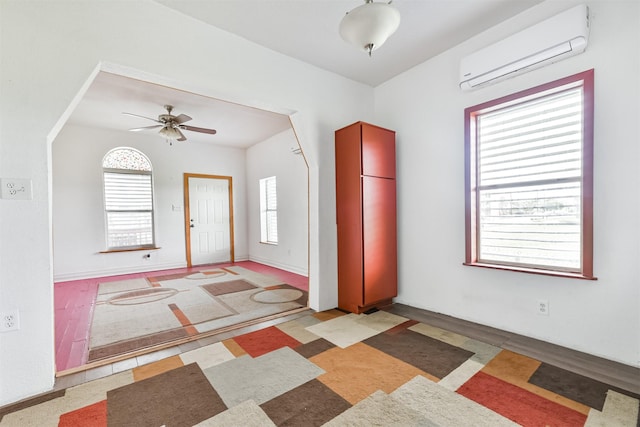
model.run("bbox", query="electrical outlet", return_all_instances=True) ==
[0,309,20,332]
[537,299,549,316]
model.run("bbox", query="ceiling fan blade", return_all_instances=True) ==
[176,128,187,141]
[180,125,217,135]
[128,125,163,132]
[174,114,192,124]
[122,112,163,123]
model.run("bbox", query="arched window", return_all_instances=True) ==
[102,147,155,250]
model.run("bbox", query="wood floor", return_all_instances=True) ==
[384,304,640,395]
[54,261,309,373]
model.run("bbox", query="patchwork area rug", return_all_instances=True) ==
[87,266,307,362]
[2,309,638,426]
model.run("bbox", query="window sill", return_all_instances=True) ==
[259,241,278,246]
[463,262,597,281]
[100,247,161,254]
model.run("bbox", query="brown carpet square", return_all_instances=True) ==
[294,338,336,359]
[201,279,257,296]
[364,329,474,379]
[107,363,226,427]
[146,273,190,282]
[528,362,640,411]
[260,379,351,426]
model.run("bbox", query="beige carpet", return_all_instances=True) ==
[88,266,307,362]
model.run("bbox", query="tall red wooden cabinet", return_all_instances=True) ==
[335,121,397,314]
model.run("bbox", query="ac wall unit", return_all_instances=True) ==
[459,4,589,91]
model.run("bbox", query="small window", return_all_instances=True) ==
[464,69,594,279]
[102,147,155,250]
[259,176,278,244]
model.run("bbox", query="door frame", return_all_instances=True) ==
[183,173,235,267]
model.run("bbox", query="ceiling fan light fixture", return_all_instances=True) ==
[339,0,400,56]
[159,125,182,140]
[123,105,216,142]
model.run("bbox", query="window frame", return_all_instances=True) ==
[464,69,595,279]
[259,176,278,245]
[102,148,156,252]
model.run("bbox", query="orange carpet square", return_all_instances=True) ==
[310,342,431,405]
[482,349,541,384]
[482,350,590,414]
[133,355,184,381]
[59,400,106,427]
[222,338,247,357]
[457,371,588,426]
[232,326,301,357]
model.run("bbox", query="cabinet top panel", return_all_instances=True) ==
[335,121,396,179]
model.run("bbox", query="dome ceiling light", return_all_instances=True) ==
[339,0,401,56]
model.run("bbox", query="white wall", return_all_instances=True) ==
[246,129,309,275]
[52,124,251,280]
[375,0,640,367]
[0,0,373,405]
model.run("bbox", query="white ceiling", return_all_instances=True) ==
[67,71,293,148]
[154,0,543,87]
[66,0,543,147]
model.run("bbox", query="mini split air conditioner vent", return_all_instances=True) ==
[459,4,589,91]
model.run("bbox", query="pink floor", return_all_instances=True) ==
[54,261,309,372]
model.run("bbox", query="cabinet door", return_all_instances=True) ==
[362,176,397,305]
[336,124,366,309]
[362,124,396,179]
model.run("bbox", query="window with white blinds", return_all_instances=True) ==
[102,148,155,250]
[259,176,278,244]
[465,70,595,278]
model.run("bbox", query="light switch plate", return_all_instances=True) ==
[1,178,33,200]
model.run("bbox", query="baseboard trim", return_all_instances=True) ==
[53,262,187,282]
[247,256,308,276]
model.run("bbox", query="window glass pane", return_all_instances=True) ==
[266,211,278,242]
[103,147,152,171]
[106,211,154,248]
[479,182,581,269]
[476,88,583,270]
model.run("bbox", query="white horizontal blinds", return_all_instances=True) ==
[476,86,583,270]
[104,171,154,249]
[104,172,152,210]
[265,176,278,243]
[259,176,278,244]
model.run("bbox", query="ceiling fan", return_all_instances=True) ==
[123,104,217,142]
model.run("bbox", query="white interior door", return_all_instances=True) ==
[187,176,232,266]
